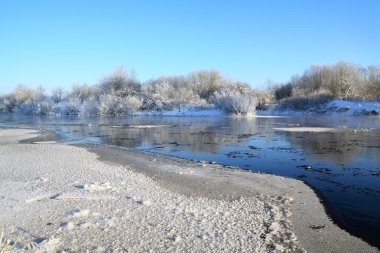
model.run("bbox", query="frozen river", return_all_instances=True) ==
[1,114,380,248]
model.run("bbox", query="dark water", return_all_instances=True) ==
[1,114,380,248]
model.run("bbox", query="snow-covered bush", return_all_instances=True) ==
[189,70,221,100]
[17,99,37,114]
[71,84,100,102]
[275,84,293,100]
[99,67,140,95]
[141,77,206,111]
[212,89,257,116]
[80,96,99,115]
[275,61,380,101]
[99,94,142,115]
[0,95,16,112]
[36,101,52,115]
[276,93,334,111]
[2,85,51,115]
[254,89,275,110]
[121,95,143,114]
[99,94,122,115]
[52,96,82,115]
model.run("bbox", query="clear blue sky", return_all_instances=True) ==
[1,0,379,93]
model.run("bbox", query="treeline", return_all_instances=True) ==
[272,61,380,110]
[0,68,257,116]
[1,61,379,116]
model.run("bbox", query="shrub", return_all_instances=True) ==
[0,95,16,112]
[189,70,221,100]
[212,89,257,116]
[80,96,100,115]
[60,96,82,115]
[99,94,142,115]
[254,89,275,110]
[121,95,143,114]
[99,67,140,95]
[276,93,335,111]
[275,84,293,100]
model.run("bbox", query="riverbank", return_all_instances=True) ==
[0,129,377,252]
[259,99,380,116]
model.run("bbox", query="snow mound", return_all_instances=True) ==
[324,99,380,116]
[259,99,380,116]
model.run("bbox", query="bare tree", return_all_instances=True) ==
[51,87,65,103]
[189,70,221,100]
[99,66,141,95]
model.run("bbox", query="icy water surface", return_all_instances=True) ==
[1,114,380,248]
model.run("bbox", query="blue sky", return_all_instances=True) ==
[1,0,379,93]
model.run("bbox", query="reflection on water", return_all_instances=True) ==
[1,114,380,248]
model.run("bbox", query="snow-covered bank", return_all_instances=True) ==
[0,129,377,252]
[136,99,380,117]
[258,99,380,116]
[0,129,300,252]
[324,99,380,115]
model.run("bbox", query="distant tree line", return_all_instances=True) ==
[0,68,257,116]
[274,61,380,101]
[270,61,380,111]
[0,61,379,116]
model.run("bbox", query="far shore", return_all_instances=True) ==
[0,128,377,252]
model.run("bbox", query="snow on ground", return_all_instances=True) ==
[273,127,375,133]
[324,99,380,115]
[258,99,380,116]
[0,129,302,252]
[273,127,346,133]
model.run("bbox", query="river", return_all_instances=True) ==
[1,114,379,248]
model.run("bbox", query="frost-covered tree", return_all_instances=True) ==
[8,85,48,114]
[51,87,65,103]
[189,70,221,100]
[71,83,99,102]
[363,65,380,100]
[275,84,293,100]
[0,95,16,112]
[99,67,140,95]
[212,88,257,116]
[331,61,363,99]
[98,94,142,115]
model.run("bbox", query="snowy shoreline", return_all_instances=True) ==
[137,99,380,117]
[0,129,377,252]
[258,99,380,116]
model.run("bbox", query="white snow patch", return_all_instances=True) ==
[325,99,380,115]
[33,141,57,144]
[35,237,62,252]
[67,209,90,218]
[25,194,50,203]
[74,182,112,192]
[273,127,346,133]
[0,129,305,252]
[128,125,168,128]
[259,99,380,116]
[54,191,116,200]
